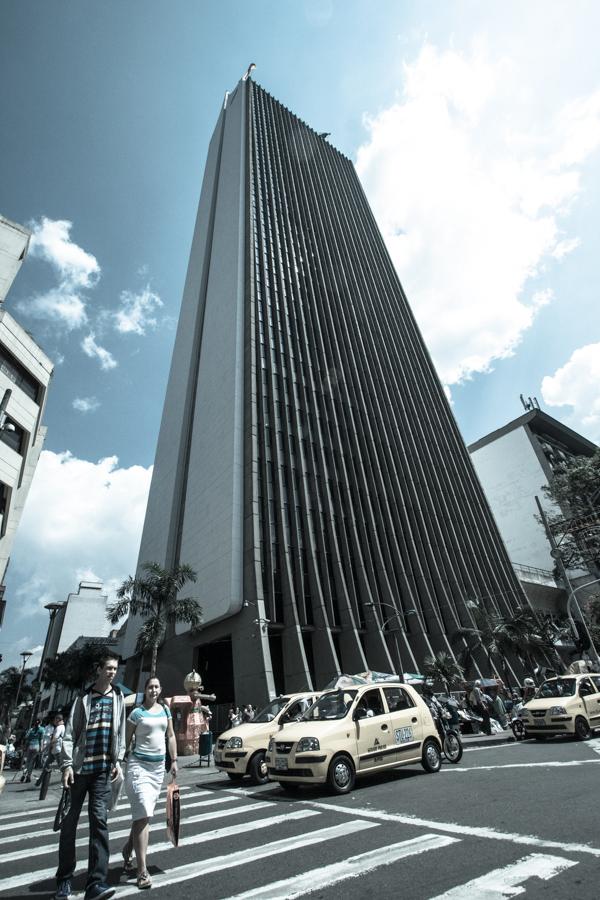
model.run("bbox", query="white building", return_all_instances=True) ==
[468,407,598,613]
[0,215,54,623]
[48,580,112,656]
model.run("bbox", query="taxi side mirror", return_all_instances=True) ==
[353,707,368,721]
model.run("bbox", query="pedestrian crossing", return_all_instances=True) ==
[0,778,591,898]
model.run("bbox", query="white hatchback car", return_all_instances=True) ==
[214,692,319,784]
[519,673,600,740]
[265,682,442,794]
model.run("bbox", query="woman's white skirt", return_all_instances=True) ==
[126,756,165,820]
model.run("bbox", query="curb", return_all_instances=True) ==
[461,734,516,749]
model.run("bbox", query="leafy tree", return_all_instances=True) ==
[108,562,202,677]
[543,449,600,573]
[0,666,34,722]
[422,651,464,691]
[42,642,111,692]
[450,599,504,677]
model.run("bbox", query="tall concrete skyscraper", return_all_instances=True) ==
[123,76,525,702]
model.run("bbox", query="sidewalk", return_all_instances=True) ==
[1,756,221,815]
[461,730,516,749]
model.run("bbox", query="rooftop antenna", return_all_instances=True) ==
[519,394,538,412]
[242,63,256,81]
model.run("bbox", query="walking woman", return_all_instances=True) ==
[122,677,177,889]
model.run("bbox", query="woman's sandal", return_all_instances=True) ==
[137,872,152,890]
[121,847,135,874]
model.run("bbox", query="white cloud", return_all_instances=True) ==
[18,217,100,330]
[114,286,163,335]
[9,450,152,625]
[81,333,118,370]
[541,342,600,441]
[21,287,87,330]
[355,43,600,385]
[29,217,100,288]
[72,396,100,413]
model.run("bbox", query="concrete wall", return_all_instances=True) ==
[0,216,29,304]
[470,427,558,570]
[0,308,53,584]
[122,85,247,659]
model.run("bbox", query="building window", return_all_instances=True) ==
[0,417,26,455]
[0,348,41,402]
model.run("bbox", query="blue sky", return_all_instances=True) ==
[1,1,599,668]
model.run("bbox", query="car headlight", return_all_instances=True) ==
[268,738,275,753]
[225,736,243,749]
[549,706,567,716]
[297,737,320,752]
[519,710,529,717]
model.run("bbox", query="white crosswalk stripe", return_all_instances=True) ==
[0,802,272,864]
[0,780,584,898]
[0,809,320,894]
[0,793,235,843]
[116,820,378,897]
[223,834,461,900]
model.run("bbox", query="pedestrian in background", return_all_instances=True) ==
[36,714,65,786]
[21,719,44,782]
[468,681,492,735]
[228,705,243,727]
[122,676,178,890]
[242,704,255,723]
[54,651,126,900]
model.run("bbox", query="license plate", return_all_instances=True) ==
[394,726,413,744]
[275,756,288,771]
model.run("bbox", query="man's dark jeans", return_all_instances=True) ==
[56,770,112,893]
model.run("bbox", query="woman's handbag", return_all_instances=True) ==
[53,787,71,831]
[166,779,180,847]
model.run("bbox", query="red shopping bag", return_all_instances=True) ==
[166,780,180,847]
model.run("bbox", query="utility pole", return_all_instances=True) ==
[535,495,600,668]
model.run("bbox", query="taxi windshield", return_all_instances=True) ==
[536,678,576,698]
[253,697,291,723]
[302,689,357,721]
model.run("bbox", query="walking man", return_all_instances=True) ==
[36,713,65,786]
[55,651,126,900]
[21,718,44,782]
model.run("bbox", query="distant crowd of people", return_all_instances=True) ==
[227,703,256,727]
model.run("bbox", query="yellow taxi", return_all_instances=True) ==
[214,692,319,784]
[519,673,600,740]
[264,682,442,794]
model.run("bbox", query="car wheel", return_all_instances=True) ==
[248,751,269,784]
[278,781,300,793]
[443,731,463,763]
[574,716,591,741]
[421,738,442,773]
[226,772,244,781]
[327,754,355,794]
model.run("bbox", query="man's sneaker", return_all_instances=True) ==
[54,879,72,900]
[84,885,116,900]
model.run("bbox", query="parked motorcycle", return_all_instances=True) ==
[425,694,463,763]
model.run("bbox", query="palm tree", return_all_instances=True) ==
[450,599,500,676]
[422,651,464,691]
[108,562,202,677]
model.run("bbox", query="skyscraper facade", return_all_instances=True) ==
[122,77,525,702]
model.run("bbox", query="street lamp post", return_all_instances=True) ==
[14,649,32,711]
[27,602,65,729]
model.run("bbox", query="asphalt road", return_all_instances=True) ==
[2,736,600,899]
